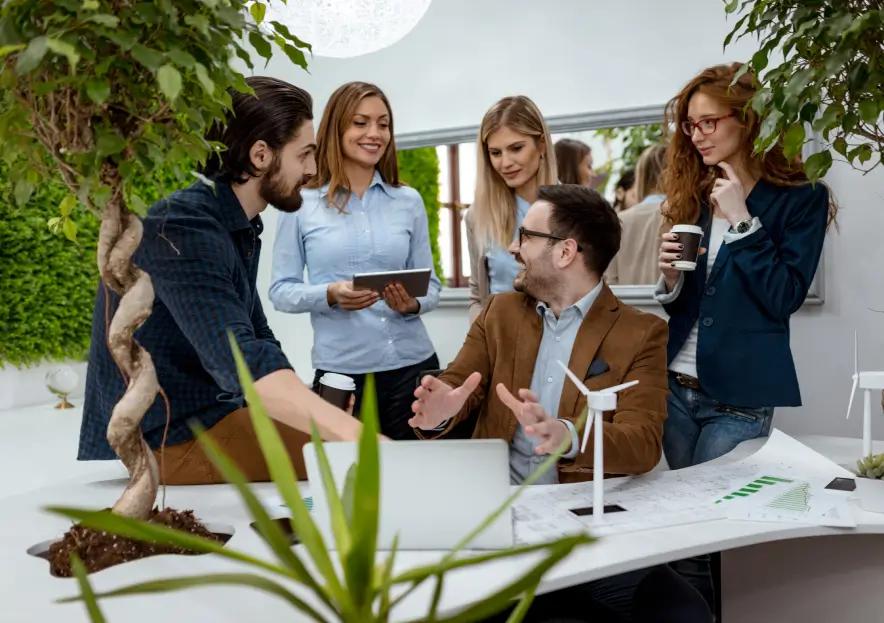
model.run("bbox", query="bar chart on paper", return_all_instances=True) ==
[716,475,793,503]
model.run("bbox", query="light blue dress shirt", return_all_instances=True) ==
[510,281,604,485]
[269,171,441,374]
[486,194,531,294]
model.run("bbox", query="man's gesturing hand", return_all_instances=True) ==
[408,371,482,431]
[496,384,571,455]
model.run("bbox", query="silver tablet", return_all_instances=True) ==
[352,268,431,297]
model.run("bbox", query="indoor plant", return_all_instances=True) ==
[855,452,884,513]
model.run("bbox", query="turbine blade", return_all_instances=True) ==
[847,377,858,420]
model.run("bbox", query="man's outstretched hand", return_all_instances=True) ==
[408,371,482,430]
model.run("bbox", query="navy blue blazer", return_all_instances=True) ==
[663,179,828,407]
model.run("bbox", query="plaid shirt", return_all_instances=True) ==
[78,179,292,460]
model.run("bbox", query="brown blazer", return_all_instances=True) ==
[425,284,668,483]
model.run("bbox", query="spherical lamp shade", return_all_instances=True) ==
[265,0,433,58]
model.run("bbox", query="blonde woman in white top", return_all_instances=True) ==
[465,96,557,320]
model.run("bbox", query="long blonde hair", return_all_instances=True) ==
[472,96,557,248]
[634,143,667,203]
[307,81,400,211]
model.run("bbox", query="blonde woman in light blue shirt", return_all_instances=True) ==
[270,82,440,439]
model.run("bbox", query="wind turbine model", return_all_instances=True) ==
[557,360,638,524]
[846,331,884,458]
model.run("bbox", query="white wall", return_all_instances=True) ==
[256,0,884,439]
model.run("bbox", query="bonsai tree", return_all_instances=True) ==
[0,1,310,520]
[723,0,883,180]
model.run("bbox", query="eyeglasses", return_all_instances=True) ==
[517,227,583,251]
[680,113,735,136]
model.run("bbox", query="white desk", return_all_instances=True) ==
[0,408,883,622]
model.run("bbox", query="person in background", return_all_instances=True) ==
[79,77,363,484]
[554,138,597,187]
[655,61,835,613]
[612,168,637,212]
[465,95,558,321]
[270,81,441,440]
[606,143,667,285]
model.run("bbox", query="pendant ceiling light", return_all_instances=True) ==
[264,0,433,59]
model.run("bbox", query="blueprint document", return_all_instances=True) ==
[513,429,857,544]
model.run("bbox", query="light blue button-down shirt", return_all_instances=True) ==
[486,194,531,294]
[269,171,441,373]
[510,281,603,485]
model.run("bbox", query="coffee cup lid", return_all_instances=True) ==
[319,372,356,391]
[671,224,704,235]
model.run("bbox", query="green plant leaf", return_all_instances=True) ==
[194,63,215,95]
[279,40,308,70]
[248,30,272,61]
[62,218,78,242]
[804,150,833,181]
[58,573,326,623]
[130,44,164,70]
[341,463,357,525]
[226,334,349,610]
[85,79,111,105]
[190,425,330,602]
[782,123,805,160]
[13,179,35,206]
[15,36,48,74]
[377,534,400,621]
[166,48,196,69]
[156,64,182,101]
[86,14,119,28]
[250,2,267,24]
[69,554,107,623]
[0,43,25,59]
[505,582,537,623]
[724,0,739,13]
[858,101,879,124]
[345,373,381,614]
[310,422,352,557]
[59,194,77,217]
[426,535,590,623]
[96,130,126,157]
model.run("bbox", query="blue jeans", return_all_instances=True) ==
[664,374,774,617]
[664,375,774,471]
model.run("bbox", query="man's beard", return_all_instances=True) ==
[260,160,307,213]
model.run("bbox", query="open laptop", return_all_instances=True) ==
[303,439,513,550]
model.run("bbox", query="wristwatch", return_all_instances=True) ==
[733,217,754,234]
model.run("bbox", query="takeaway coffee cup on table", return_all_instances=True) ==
[318,373,356,411]
[670,224,704,271]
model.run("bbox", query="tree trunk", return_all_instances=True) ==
[97,163,159,519]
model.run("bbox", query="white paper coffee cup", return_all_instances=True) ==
[670,224,704,271]
[318,373,356,410]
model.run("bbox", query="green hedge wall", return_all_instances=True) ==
[0,165,100,367]
[398,147,444,283]
[1,150,444,367]
[0,164,189,368]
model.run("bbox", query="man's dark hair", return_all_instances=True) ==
[538,184,621,275]
[202,76,313,183]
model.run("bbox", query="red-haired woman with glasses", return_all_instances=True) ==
[655,62,835,469]
[654,61,835,614]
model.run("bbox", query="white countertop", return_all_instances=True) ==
[2,403,884,622]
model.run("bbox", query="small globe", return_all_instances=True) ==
[45,366,78,396]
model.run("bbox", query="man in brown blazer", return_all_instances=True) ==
[409,184,669,485]
[408,185,710,622]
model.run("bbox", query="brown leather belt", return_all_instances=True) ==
[671,371,701,390]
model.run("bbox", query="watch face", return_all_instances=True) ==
[737,220,752,233]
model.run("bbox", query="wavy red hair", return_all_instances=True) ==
[661,63,822,226]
